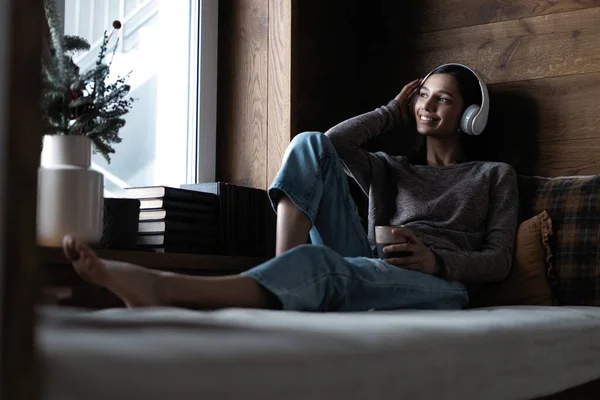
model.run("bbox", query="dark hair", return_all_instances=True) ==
[409,64,486,164]
[430,64,481,111]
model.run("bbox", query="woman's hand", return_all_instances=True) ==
[383,227,440,275]
[394,79,422,124]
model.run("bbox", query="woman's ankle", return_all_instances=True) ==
[153,270,174,305]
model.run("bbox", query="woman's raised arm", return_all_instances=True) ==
[325,79,420,194]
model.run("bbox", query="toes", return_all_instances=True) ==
[62,235,80,261]
[63,235,99,263]
[75,240,97,262]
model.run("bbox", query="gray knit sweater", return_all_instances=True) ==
[325,99,519,283]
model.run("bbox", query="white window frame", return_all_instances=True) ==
[191,0,218,184]
[55,0,218,185]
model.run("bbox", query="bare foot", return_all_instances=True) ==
[62,235,162,307]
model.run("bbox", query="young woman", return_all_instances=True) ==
[63,64,519,311]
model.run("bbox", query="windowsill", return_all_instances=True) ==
[39,246,268,308]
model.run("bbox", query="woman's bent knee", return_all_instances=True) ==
[288,244,339,262]
[289,131,336,156]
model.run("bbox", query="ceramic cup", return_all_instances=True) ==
[375,225,411,259]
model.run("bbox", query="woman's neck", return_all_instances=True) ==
[426,137,466,166]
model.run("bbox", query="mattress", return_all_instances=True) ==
[37,306,600,400]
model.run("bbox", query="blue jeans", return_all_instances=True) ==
[242,132,468,311]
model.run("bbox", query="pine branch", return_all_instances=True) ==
[82,64,109,82]
[43,0,69,83]
[87,64,109,98]
[40,9,132,163]
[91,137,117,163]
[68,113,97,134]
[42,65,67,91]
[64,35,90,53]
[96,30,109,68]
[42,67,69,92]
[69,96,93,108]
[100,108,130,119]
[97,84,131,107]
[87,118,126,139]
[42,96,66,119]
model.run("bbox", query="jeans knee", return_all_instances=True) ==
[289,131,336,157]
[290,244,339,264]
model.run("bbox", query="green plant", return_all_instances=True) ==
[41,0,134,163]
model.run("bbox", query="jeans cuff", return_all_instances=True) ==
[268,183,316,222]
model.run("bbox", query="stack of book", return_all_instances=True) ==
[124,186,219,254]
[181,182,276,258]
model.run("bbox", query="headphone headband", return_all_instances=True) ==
[421,63,489,135]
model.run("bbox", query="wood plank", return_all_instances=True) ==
[535,139,600,176]
[402,7,600,84]
[489,72,600,143]
[413,0,600,33]
[0,0,44,398]
[292,0,360,133]
[458,73,600,176]
[267,0,293,186]
[216,0,268,188]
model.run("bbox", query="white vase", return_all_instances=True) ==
[37,135,104,247]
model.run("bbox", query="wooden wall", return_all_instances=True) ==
[217,0,301,190]
[216,0,361,189]
[217,0,270,189]
[362,0,600,176]
[217,0,600,184]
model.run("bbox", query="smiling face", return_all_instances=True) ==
[413,73,465,138]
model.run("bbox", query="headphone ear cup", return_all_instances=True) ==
[460,104,480,135]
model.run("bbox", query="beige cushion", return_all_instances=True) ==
[470,211,554,307]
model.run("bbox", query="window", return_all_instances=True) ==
[61,0,218,196]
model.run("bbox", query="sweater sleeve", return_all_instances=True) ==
[324,99,404,194]
[431,165,519,283]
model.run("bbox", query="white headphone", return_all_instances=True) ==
[421,63,489,136]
